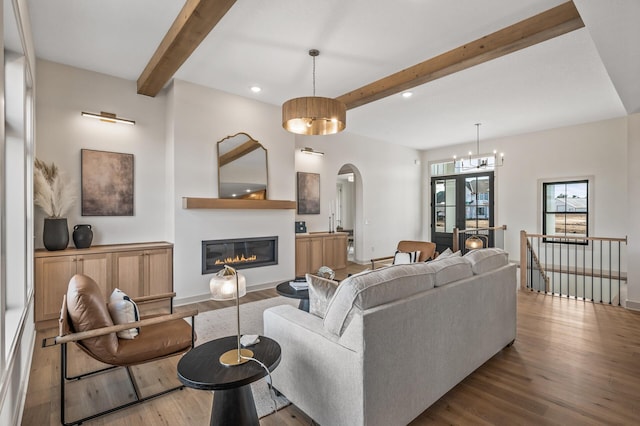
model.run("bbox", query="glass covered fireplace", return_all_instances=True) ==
[201,236,278,274]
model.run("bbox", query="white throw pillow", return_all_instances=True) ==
[306,274,339,318]
[108,288,140,339]
[393,250,420,265]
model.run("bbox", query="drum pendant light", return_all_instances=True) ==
[282,49,346,135]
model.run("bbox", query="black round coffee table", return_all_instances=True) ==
[276,281,309,312]
[177,335,281,425]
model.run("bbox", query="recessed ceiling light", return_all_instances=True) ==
[250,86,262,93]
[401,92,413,98]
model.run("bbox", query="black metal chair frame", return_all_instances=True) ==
[43,295,197,426]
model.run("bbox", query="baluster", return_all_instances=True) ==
[599,240,603,303]
[609,240,612,304]
[591,239,594,301]
[617,240,621,306]
[582,242,586,301]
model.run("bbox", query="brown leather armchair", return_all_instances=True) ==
[370,240,437,269]
[43,274,197,425]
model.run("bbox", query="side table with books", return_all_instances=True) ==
[276,277,309,312]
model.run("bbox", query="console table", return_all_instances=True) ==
[177,336,281,425]
[34,241,173,330]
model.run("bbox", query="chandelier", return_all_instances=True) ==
[454,123,504,171]
[282,49,346,135]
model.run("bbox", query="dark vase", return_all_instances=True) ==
[43,218,69,251]
[72,224,93,249]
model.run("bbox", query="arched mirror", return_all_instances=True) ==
[217,132,268,199]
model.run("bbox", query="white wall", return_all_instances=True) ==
[423,117,632,300]
[33,62,424,300]
[627,113,640,308]
[33,60,638,309]
[34,59,168,247]
[169,80,296,302]
[294,133,422,263]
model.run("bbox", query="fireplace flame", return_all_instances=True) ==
[214,254,258,265]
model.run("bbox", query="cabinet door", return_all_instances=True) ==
[35,256,77,323]
[112,250,145,297]
[323,237,336,269]
[309,237,324,273]
[146,248,173,294]
[332,236,348,269]
[76,253,110,300]
[295,238,311,277]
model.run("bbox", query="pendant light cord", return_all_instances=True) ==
[309,48,320,97]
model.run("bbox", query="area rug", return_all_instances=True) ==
[193,296,298,418]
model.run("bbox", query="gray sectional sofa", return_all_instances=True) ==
[264,248,517,426]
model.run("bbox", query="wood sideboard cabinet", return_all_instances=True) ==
[295,232,347,276]
[34,241,173,330]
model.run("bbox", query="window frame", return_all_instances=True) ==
[542,179,590,245]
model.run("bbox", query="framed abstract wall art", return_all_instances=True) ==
[81,149,134,216]
[297,172,320,214]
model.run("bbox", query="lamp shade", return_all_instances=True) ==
[465,235,485,250]
[209,269,246,300]
[282,96,346,135]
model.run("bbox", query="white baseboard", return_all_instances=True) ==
[625,299,640,311]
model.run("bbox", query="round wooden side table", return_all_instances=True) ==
[177,335,281,425]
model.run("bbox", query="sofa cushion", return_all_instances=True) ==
[323,263,436,336]
[306,273,339,318]
[429,256,473,287]
[66,274,118,359]
[434,247,453,259]
[431,248,461,262]
[463,248,509,275]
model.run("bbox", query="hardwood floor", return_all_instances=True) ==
[21,264,640,425]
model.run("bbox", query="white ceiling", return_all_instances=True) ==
[9,0,639,150]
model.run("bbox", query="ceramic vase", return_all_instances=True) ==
[72,224,93,249]
[43,218,69,251]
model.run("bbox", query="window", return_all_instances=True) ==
[543,180,588,243]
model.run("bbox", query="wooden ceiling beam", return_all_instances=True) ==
[137,0,237,97]
[336,1,584,110]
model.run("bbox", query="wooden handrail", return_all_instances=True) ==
[523,233,627,243]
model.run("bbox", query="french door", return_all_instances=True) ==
[431,172,494,253]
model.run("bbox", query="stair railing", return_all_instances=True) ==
[520,231,627,305]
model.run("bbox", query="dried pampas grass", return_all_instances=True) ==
[34,159,75,217]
